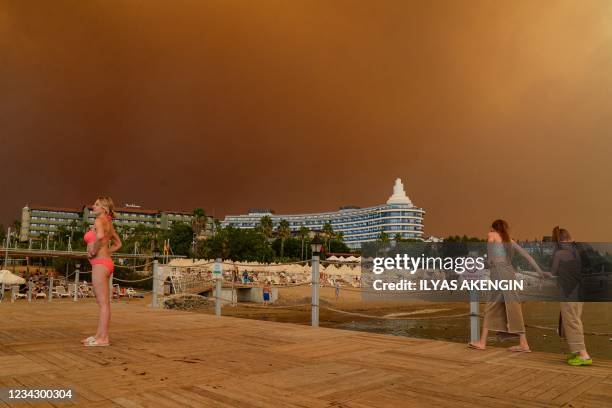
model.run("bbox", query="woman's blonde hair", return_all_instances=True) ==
[96,196,116,218]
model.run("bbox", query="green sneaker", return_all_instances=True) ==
[567,355,592,366]
[566,352,578,360]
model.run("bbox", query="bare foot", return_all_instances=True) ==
[468,342,486,350]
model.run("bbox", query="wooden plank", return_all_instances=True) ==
[0,300,609,407]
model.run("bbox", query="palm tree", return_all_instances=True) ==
[298,225,310,260]
[378,231,390,243]
[192,208,207,236]
[329,231,345,253]
[259,216,273,240]
[212,219,222,235]
[394,232,403,242]
[277,219,291,258]
[322,221,334,252]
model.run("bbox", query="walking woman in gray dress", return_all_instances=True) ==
[468,219,549,352]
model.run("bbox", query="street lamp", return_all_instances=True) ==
[310,235,322,327]
[192,233,197,263]
[311,235,323,255]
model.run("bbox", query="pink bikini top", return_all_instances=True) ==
[84,214,112,244]
[84,230,96,244]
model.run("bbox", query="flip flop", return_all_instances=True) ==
[468,343,486,350]
[508,345,531,353]
[84,338,110,347]
[81,336,96,344]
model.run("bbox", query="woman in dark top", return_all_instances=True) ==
[551,226,592,366]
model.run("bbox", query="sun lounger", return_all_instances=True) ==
[52,286,70,298]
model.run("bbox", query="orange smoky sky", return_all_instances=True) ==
[1,0,611,240]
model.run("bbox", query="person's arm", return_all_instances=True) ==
[511,241,550,277]
[109,226,122,253]
[88,218,104,258]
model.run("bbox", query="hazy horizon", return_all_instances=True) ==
[1,1,611,240]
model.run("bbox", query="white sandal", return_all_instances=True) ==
[84,338,110,347]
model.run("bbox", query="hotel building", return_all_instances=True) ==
[222,178,425,249]
[19,204,203,242]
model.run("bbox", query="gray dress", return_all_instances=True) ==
[482,243,525,334]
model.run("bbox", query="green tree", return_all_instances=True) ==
[55,225,69,248]
[192,208,207,236]
[163,223,194,256]
[394,232,403,242]
[200,226,273,262]
[212,219,222,235]
[328,238,351,253]
[277,219,291,258]
[322,221,334,251]
[259,216,273,240]
[298,225,310,260]
[378,231,389,243]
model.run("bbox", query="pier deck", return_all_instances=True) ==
[1,300,611,407]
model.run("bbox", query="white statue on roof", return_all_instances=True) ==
[386,178,412,205]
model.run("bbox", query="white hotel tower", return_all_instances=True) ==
[222,178,425,249]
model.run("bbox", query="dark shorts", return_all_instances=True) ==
[263,292,270,301]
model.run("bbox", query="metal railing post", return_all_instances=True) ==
[11,285,16,303]
[28,279,32,302]
[73,269,80,302]
[48,276,53,302]
[151,260,159,308]
[469,290,480,343]
[215,277,222,317]
[312,255,320,327]
[3,227,10,269]
[213,258,222,317]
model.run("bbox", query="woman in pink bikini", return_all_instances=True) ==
[81,196,121,347]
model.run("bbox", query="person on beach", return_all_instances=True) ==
[263,281,271,306]
[551,226,592,366]
[468,219,549,352]
[81,196,122,347]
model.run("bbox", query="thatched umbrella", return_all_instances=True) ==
[0,270,26,302]
[0,270,25,285]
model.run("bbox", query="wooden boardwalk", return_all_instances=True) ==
[1,300,611,407]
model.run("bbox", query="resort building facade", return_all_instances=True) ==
[19,204,200,241]
[222,178,425,249]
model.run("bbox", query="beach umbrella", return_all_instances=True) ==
[0,270,26,285]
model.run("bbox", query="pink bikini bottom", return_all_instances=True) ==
[90,257,114,275]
